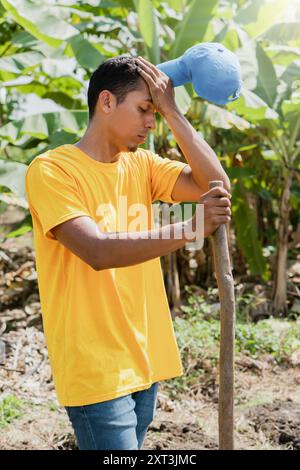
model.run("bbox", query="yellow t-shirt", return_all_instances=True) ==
[25,144,188,406]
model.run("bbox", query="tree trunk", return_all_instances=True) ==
[272,171,293,316]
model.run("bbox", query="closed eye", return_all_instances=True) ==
[139,107,147,113]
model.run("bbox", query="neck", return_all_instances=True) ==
[74,122,122,164]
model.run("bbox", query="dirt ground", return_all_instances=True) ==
[0,207,300,451]
[1,340,300,450]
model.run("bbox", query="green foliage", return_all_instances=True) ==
[235,319,300,359]
[232,180,268,279]
[0,111,88,147]
[170,0,218,58]
[1,0,79,47]
[0,0,299,304]
[254,42,278,108]
[136,0,160,64]
[0,395,24,428]
[0,160,28,199]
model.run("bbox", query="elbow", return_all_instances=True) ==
[92,264,101,271]
[92,257,110,272]
[90,254,103,271]
[92,261,105,271]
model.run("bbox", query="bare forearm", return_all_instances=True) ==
[95,222,191,270]
[163,107,231,192]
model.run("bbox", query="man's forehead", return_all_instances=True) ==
[137,93,155,109]
[130,87,154,107]
[136,94,153,103]
[134,80,153,103]
[141,97,155,111]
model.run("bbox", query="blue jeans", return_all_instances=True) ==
[65,382,159,450]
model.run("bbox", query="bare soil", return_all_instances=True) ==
[1,339,299,450]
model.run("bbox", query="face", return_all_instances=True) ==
[99,79,156,153]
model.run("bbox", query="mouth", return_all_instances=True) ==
[137,135,147,142]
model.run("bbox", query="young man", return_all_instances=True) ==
[25,55,231,450]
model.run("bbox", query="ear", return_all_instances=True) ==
[98,90,117,114]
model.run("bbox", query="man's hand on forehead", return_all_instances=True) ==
[135,56,178,117]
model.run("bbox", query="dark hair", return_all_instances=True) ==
[87,55,142,122]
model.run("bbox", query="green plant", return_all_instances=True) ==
[235,318,300,361]
[48,402,59,412]
[0,394,24,428]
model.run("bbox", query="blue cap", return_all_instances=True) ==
[157,42,242,106]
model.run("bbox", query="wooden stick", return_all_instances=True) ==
[209,180,235,450]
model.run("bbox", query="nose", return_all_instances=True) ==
[145,113,156,131]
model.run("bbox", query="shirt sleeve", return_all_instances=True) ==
[147,151,189,203]
[25,159,92,240]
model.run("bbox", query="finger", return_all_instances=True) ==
[136,58,157,81]
[214,196,231,207]
[204,197,231,209]
[214,206,231,216]
[136,65,157,87]
[137,56,169,81]
[210,186,231,197]
[137,56,159,76]
[208,187,231,200]
[214,215,231,224]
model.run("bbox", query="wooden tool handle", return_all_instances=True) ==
[209,180,235,450]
